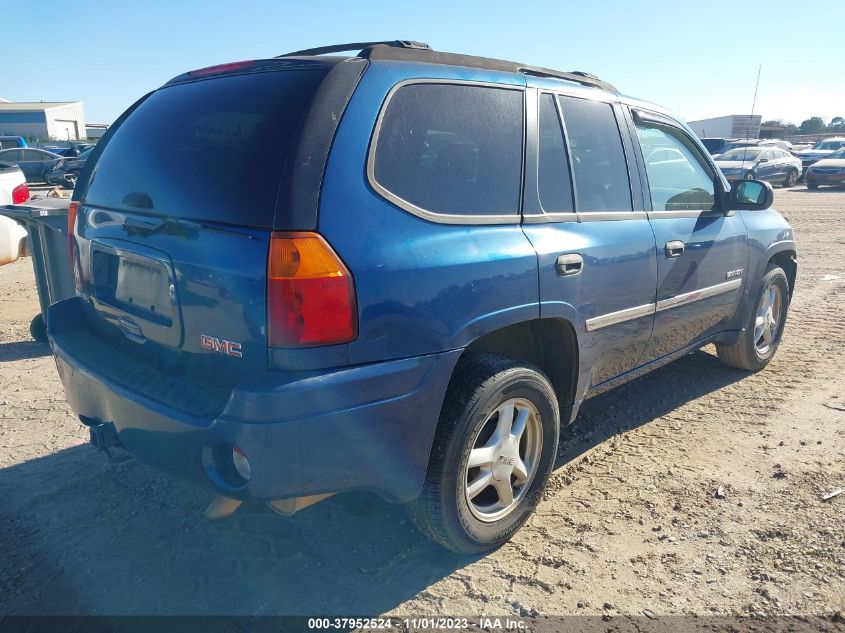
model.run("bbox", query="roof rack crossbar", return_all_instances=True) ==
[278,40,431,58]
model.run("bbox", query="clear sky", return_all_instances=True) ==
[3,0,843,126]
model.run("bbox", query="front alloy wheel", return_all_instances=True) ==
[716,264,789,371]
[753,282,782,356]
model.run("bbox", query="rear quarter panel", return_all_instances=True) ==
[318,62,540,365]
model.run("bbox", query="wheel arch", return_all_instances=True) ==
[453,317,579,417]
[767,247,797,302]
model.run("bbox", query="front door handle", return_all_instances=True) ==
[556,253,583,276]
[665,240,685,258]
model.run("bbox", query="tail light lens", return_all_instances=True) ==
[67,201,79,270]
[11,183,29,204]
[267,231,357,347]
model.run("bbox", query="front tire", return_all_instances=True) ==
[783,170,798,188]
[716,264,789,371]
[408,354,559,554]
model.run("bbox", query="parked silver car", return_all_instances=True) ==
[715,147,802,187]
[794,137,845,174]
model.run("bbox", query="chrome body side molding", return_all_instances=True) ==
[655,279,742,312]
[585,278,743,332]
[585,303,655,332]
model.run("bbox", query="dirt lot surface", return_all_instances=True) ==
[1,189,843,625]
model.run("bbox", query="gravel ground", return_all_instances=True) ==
[0,188,843,624]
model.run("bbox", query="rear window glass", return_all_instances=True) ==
[372,83,524,217]
[84,69,328,227]
[558,96,632,212]
[537,93,574,212]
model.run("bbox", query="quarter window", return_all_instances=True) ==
[372,83,524,218]
[537,93,574,212]
[635,122,715,212]
[557,96,632,212]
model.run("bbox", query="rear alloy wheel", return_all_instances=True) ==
[716,264,789,371]
[743,171,755,180]
[464,398,543,523]
[783,170,798,188]
[407,354,559,554]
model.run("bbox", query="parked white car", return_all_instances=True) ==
[0,161,30,265]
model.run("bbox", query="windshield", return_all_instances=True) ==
[84,68,328,227]
[717,149,763,162]
[826,147,845,159]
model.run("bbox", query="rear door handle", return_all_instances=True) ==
[665,240,685,258]
[556,253,583,276]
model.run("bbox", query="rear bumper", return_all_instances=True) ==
[48,298,461,503]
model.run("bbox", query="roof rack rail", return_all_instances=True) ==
[360,44,617,93]
[278,40,431,58]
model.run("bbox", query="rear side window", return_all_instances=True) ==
[558,96,632,212]
[84,69,328,227]
[372,83,524,218]
[537,93,574,212]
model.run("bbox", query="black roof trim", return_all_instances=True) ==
[278,40,431,58]
[276,41,616,93]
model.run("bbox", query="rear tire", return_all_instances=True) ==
[29,314,48,344]
[716,264,789,371]
[407,354,559,554]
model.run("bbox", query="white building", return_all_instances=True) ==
[0,101,87,141]
[85,123,109,139]
[686,115,762,139]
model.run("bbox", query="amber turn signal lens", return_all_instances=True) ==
[267,232,357,347]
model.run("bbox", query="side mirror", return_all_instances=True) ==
[726,179,774,212]
[758,158,769,163]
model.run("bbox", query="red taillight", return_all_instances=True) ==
[267,232,357,348]
[68,201,79,269]
[11,183,29,204]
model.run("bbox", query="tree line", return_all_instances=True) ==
[763,116,845,135]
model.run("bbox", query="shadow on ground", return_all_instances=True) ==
[0,339,50,362]
[0,349,748,616]
[785,185,845,194]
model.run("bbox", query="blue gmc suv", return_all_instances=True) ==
[50,41,796,553]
